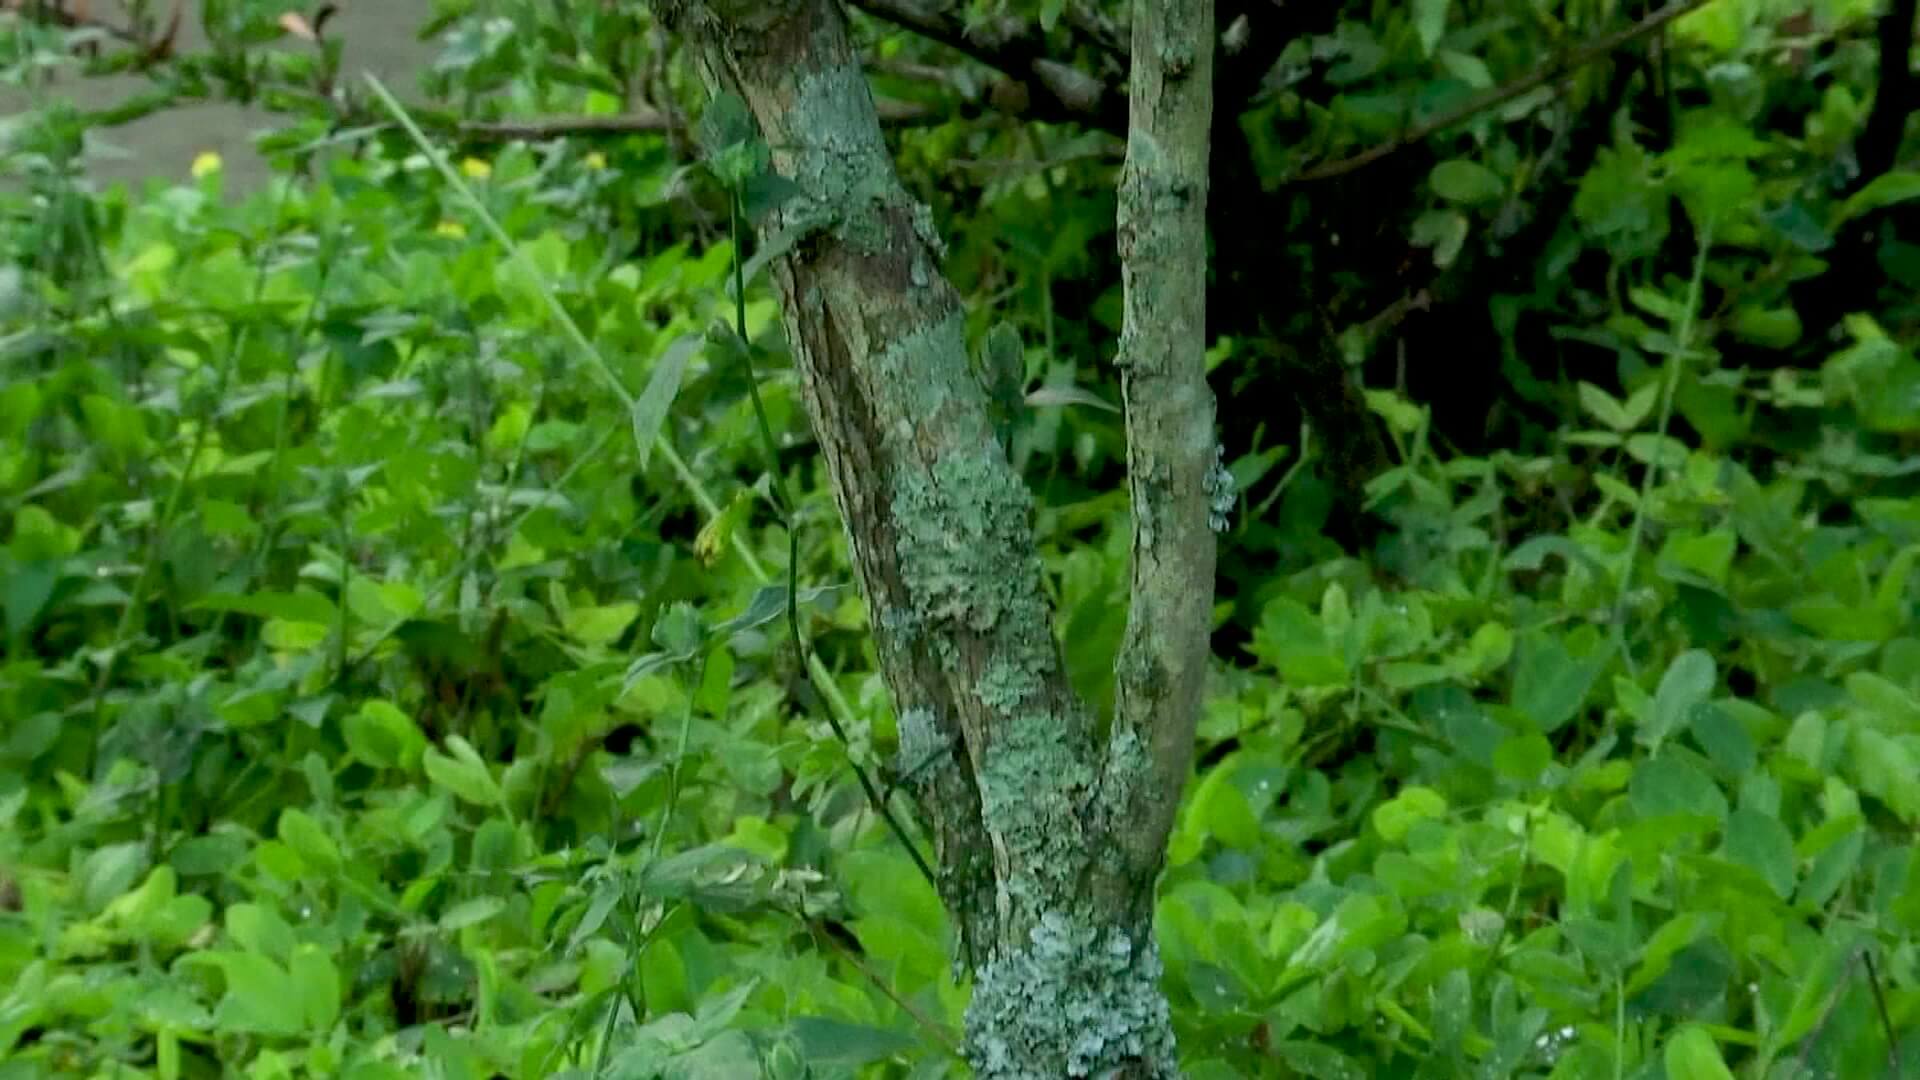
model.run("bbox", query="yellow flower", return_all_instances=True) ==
[190,151,222,178]
[584,152,607,171]
[435,220,467,239]
[460,157,492,180]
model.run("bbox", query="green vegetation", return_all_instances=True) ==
[2,0,1918,1077]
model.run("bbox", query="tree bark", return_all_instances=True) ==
[655,2,1215,1075]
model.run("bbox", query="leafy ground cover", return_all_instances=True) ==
[3,1,1920,1078]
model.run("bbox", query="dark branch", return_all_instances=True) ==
[458,97,946,140]
[1293,0,1710,183]
[849,0,1126,130]
[1849,0,1917,192]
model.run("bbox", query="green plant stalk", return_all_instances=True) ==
[1611,217,1715,660]
[361,74,859,730]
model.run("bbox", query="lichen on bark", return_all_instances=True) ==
[965,910,1178,1080]
[658,0,1218,1074]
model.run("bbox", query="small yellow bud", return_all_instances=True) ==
[460,157,491,180]
[435,220,467,239]
[190,151,223,178]
[584,152,608,171]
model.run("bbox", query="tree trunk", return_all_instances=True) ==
[656,2,1215,1074]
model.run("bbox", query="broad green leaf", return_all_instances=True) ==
[1577,382,1635,431]
[288,944,341,1032]
[564,601,640,647]
[277,808,341,875]
[1837,170,1920,222]
[196,952,304,1037]
[1724,808,1795,899]
[787,1017,917,1068]
[226,902,296,961]
[1430,159,1503,204]
[630,335,700,468]
[342,700,427,771]
[1412,0,1449,56]
[423,737,504,807]
[1664,1025,1735,1080]
[1513,633,1604,733]
[439,896,506,930]
[1630,754,1728,823]
[1372,787,1446,843]
[1645,650,1715,749]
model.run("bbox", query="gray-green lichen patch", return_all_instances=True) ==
[785,66,895,254]
[1204,441,1236,533]
[894,705,944,775]
[867,310,981,445]
[909,200,948,260]
[964,910,1178,1079]
[890,450,1041,635]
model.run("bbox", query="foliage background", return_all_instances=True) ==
[1,0,1918,1076]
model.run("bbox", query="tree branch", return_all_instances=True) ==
[1849,0,1916,192]
[849,0,1127,130]
[1293,0,1710,182]
[1104,0,1219,910]
[458,97,944,140]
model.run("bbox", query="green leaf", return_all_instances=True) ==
[631,335,700,468]
[788,1017,917,1067]
[1688,704,1756,774]
[225,902,296,961]
[1409,208,1469,267]
[1430,159,1503,204]
[80,842,149,914]
[1372,786,1446,843]
[197,952,304,1037]
[1724,808,1795,899]
[439,896,506,930]
[342,700,427,771]
[1577,382,1635,431]
[1645,649,1715,749]
[276,808,341,875]
[1513,633,1604,733]
[423,736,504,808]
[564,601,640,647]
[288,944,341,1032]
[1837,170,1920,222]
[1412,0,1450,56]
[1664,1025,1735,1080]
[1272,1041,1366,1080]
[1629,754,1728,823]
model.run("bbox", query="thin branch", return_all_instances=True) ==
[850,0,1126,129]
[459,98,948,141]
[1103,0,1219,902]
[1293,0,1710,182]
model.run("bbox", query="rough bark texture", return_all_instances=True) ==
[655,2,1215,1075]
[1108,0,1218,910]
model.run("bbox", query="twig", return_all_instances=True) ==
[1796,948,1865,1077]
[800,912,963,1057]
[457,98,943,141]
[850,0,1124,129]
[1293,0,1710,182]
[1862,950,1902,1078]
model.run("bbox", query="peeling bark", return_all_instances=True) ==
[656,2,1215,1075]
